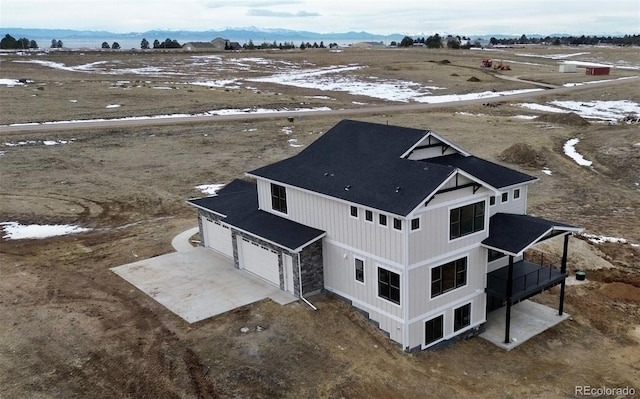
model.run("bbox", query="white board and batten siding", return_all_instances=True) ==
[202,217,233,258]
[256,179,404,264]
[489,185,528,216]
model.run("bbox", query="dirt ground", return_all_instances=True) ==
[1,46,639,398]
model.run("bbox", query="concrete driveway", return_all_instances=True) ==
[111,247,297,323]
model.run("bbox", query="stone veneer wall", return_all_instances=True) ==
[297,240,324,295]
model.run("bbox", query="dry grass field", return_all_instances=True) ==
[1,46,639,398]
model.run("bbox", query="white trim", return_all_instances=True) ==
[376,264,402,308]
[409,290,484,324]
[400,130,471,159]
[420,190,489,212]
[269,183,290,218]
[230,221,325,253]
[324,238,404,271]
[498,180,537,191]
[408,242,480,270]
[354,256,366,285]
[323,286,404,324]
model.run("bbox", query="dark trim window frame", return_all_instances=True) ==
[425,314,444,346]
[411,217,420,231]
[501,192,508,203]
[489,196,496,206]
[378,267,400,305]
[454,303,471,332]
[431,257,467,298]
[354,257,365,283]
[393,218,402,231]
[270,183,287,214]
[513,188,521,200]
[449,201,485,240]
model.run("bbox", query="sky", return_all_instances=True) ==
[1,0,638,36]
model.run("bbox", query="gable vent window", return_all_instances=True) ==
[270,184,287,214]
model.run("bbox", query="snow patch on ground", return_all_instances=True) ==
[563,138,593,166]
[518,99,640,122]
[515,52,591,60]
[4,139,73,147]
[1,221,92,240]
[288,139,303,148]
[580,233,629,244]
[195,184,225,195]
[542,167,553,176]
[0,78,25,87]
[106,104,121,109]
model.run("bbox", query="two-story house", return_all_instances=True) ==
[188,120,581,351]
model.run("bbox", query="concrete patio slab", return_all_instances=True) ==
[480,300,569,351]
[111,247,297,323]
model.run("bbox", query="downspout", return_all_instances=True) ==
[297,252,317,311]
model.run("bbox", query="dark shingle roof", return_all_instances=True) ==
[249,120,536,216]
[427,153,537,189]
[188,180,325,251]
[482,213,580,256]
[249,120,456,216]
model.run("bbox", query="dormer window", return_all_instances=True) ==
[270,184,287,214]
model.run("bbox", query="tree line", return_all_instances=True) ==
[0,34,38,49]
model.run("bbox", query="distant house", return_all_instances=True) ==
[226,41,242,51]
[211,37,228,50]
[351,41,386,48]
[182,42,216,52]
[559,64,577,73]
[188,120,582,351]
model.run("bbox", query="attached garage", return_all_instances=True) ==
[202,217,233,258]
[239,238,280,287]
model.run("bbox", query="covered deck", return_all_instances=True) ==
[481,213,582,348]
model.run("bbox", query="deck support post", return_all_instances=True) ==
[504,255,514,344]
[558,234,569,315]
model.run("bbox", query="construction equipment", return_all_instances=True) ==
[481,59,492,68]
[493,60,511,71]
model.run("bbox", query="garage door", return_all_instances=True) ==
[202,217,233,258]
[239,238,280,287]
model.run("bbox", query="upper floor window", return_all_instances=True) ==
[431,257,467,298]
[350,206,358,218]
[450,201,485,240]
[365,210,373,222]
[271,183,287,213]
[379,214,387,226]
[393,218,402,231]
[411,218,420,231]
[501,192,508,203]
[489,196,496,206]
[513,188,521,200]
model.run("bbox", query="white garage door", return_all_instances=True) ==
[202,218,233,258]
[239,238,280,287]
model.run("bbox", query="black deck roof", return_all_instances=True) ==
[249,120,536,216]
[188,180,325,252]
[427,153,537,189]
[481,213,580,256]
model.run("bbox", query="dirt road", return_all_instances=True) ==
[1,76,636,134]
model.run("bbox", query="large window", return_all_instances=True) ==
[425,315,444,346]
[354,258,364,283]
[431,257,467,298]
[454,303,471,331]
[378,267,400,305]
[450,201,485,239]
[271,184,287,213]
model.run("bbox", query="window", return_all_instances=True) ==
[365,210,373,222]
[513,188,520,199]
[488,249,505,262]
[449,201,485,239]
[378,268,400,305]
[354,258,364,283]
[379,214,387,226]
[350,206,358,218]
[501,192,508,203]
[425,315,444,346]
[431,257,467,298]
[393,218,402,231]
[454,303,471,331]
[271,184,287,213]
[411,218,420,231]
[489,196,496,206]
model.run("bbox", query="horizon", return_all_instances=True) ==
[1,0,638,37]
